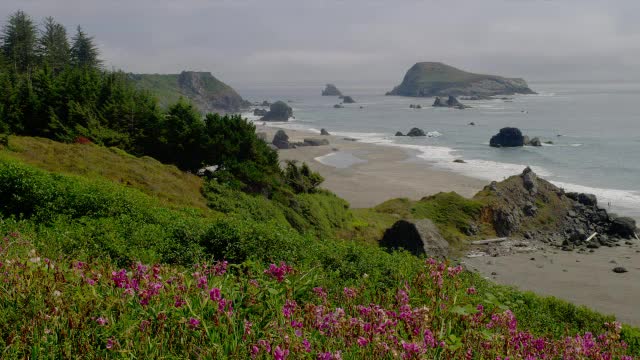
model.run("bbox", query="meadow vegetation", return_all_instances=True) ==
[0,9,638,359]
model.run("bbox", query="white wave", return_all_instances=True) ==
[551,181,640,219]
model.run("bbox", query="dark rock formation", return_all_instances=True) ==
[322,84,343,96]
[380,219,449,258]
[610,217,637,238]
[261,101,293,122]
[342,96,356,104]
[253,108,268,116]
[333,104,344,109]
[395,131,404,136]
[261,101,271,107]
[303,138,329,146]
[453,159,466,163]
[613,267,628,273]
[432,96,468,109]
[469,122,475,126]
[529,137,542,147]
[272,130,290,149]
[407,128,426,137]
[490,127,524,147]
[320,129,330,136]
[387,62,535,97]
[477,167,639,249]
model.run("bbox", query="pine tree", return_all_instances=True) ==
[70,26,101,69]
[38,17,70,72]
[1,10,38,73]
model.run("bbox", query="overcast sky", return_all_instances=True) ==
[3,0,640,86]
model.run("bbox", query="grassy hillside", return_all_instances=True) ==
[128,73,184,108]
[0,136,638,358]
[1,136,208,209]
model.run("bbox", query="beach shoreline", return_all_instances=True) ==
[256,124,487,208]
[259,123,640,327]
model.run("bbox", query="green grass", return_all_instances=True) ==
[1,136,208,209]
[1,136,639,357]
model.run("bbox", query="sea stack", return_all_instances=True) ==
[322,84,343,96]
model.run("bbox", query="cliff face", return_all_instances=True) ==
[129,71,250,114]
[387,62,535,97]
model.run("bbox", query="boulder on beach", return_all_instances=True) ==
[395,131,404,136]
[333,104,344,109]
[380,219,449,258]
[453,159,466,163]
[320,128,330,136]
[610,217,637,238]
[407,128,426,137]
[303,138,329,146]
[322,84,343,96]
[272,129,290,149]
[261,101,293,121]
[469,122,475,126]
[490,127,525,147]
[342,96,356,104]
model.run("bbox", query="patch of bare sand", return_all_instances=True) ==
[464,244,640,326]
[257,125,485,208]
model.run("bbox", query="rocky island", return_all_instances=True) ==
[386,62,535,97]
[129,71,250,114]
[261,101,293,121]
[322,84,343,96]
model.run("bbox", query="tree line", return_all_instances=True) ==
[0,10,322,196]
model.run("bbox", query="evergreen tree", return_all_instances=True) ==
[1,10,38,73]
[38,17,70,72]
[70,26,101,69]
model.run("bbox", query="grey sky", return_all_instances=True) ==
[3,0,640,86]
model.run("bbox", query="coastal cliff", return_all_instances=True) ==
[129,71,250,113]
[387,62,535,97]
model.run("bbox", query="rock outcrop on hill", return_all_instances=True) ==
[386,62,535,97]
[490,128,525,147]
[261,101,293,122]
[475,167,638,250]
[322,84,343,96]
[129,71,250,114]
[380,219,449,258]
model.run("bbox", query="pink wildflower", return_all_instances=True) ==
[273,345,289,360]
[96,317,108,326]
[467,286,477,295]
[188,317,200,329]
[343,287,356,299]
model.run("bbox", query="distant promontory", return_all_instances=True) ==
[129,71,250,114]
[386,62,535,97]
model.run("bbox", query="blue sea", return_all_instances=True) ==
[237,82,640,220]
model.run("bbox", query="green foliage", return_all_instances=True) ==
[1,10,37,72]
[201,217,309,263]
[37,17,70,72]
[283,160,324,194]
[70,25,101,68]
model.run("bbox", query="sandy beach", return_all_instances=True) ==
[257,125,486,208]
[259,124,640,327]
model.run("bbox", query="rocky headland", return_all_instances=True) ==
[386,62,535,97]
[129,71,250,114]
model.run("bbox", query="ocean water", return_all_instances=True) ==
[237,82,640,220]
